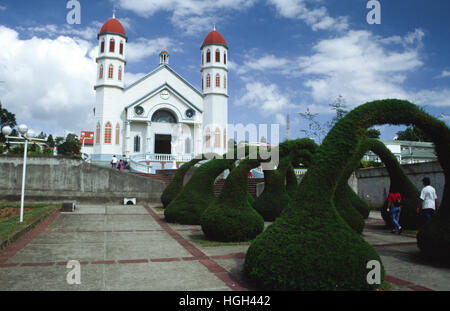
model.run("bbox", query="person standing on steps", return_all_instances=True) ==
[111,155,118,169]
[418,177,438,225]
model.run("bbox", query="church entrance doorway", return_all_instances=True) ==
[155,135,171,154]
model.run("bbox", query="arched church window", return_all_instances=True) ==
[151,110,177,123]
[202,75,204,91]
[110,39,115,53]
[185,137,191,154]
[134,135,141,153]
[96,122,101,144]
[202,54,204,65]
[206,49,211,63]
[206,74,211,88]
[108,64,114,79]
[224,75,227,89]
[101,40,105,53]
[215,128,221,148]
[216,49,220,63]
[99,65,103,79]
[216,74,220,87]
[104,122,112,144]
[205,128,211,148]
[116,124,120,145]
[224,53,227,65]
[118,66,123,81]
[120,42,124,55]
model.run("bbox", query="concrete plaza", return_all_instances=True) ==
[0,205,449,291]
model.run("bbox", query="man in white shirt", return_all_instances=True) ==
[111,155,118,169]
[419,177,438,224]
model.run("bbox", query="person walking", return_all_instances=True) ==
[111,155,118,169]
[119,159,124,172]
[419,177,438,224]
[387,192,402,234]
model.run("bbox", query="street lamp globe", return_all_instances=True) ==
[2,125,12,136]
[18,124,28,135]
[26,130,36,139]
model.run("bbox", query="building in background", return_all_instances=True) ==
[363,140,437,165]
[91,16,229,170]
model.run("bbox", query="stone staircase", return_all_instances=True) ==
[214,178,264,198]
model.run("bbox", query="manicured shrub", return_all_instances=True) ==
[334,183,366,234]
[161,158,202,208]
[200,158,265,242]
[285,164,298,198]
[244,99,450,289]
[253,158,292,221]
[164,158,234,225]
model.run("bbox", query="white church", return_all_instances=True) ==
[91,15,229,171]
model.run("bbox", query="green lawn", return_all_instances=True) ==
[0,203,60,246]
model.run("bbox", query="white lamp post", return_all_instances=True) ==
[2,124,42,223]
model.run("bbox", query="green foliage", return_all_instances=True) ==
[334,184,365,234]
[366,129,381,139]
[360,161,384,168]
[164,158,234,225]
[0,144,5,154]
[47,135,55,148]
[160,158,202,208]
[253,157,292,221]
[397,125,432,142]
[285,165,298,198]
[0,102,17,143]
[201,158,264,242]
[43,148,54,156]
[417,215,450,260]
[57,140,80,157]
[244,99,450,289]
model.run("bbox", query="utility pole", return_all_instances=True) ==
[286,113,291,141]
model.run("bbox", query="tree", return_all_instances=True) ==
[47,135,55,148]
[37,131,47,139]
[396,126,432,142]
[366,128,381,139]
[55,136,65,146]
[298,108,327,144]
[0,102,17,143]
[327,95,348,129]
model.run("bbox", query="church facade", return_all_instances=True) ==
[91,16,229,167]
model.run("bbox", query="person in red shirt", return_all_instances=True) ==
[387,192,402,234]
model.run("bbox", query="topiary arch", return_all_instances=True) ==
[253,139,318,221]
[160,157,203,208]
[164,157,235,225]
[200,157,265,242]
[243,99,450,290]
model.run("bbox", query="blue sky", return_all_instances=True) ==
[0,0,449,142]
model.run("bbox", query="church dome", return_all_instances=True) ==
[201,30,227,49]
[99,18,127,37]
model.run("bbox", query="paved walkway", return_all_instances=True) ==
[0,207,449,291]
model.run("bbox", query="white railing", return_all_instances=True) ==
[294,169,307,176]
[129,153,194,174]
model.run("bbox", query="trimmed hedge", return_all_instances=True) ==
[164,158,234,225]
[200,158,265,242]
[160,158,202,208]
[244,99,450,289]
[252,158,292,221]
[334,183,366,234]
[285,164,298,198]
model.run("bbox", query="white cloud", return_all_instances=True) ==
[117,0,257,34]
[0,5,7,11]
[236,54,291,75]
[297,30,424,107]
[126,37,179,62]
[267,0,349,31]
[19,23,103,41]
[236,81,295,116]
[0,26,97,134]
[440,70,450,78]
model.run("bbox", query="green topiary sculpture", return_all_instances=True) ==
[160,158,203,208]
[200,158,265,242]
[164,157,234,225]
[244,99,450,289]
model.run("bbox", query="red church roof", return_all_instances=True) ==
[99,18,127,37]
[201,30,228,49]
